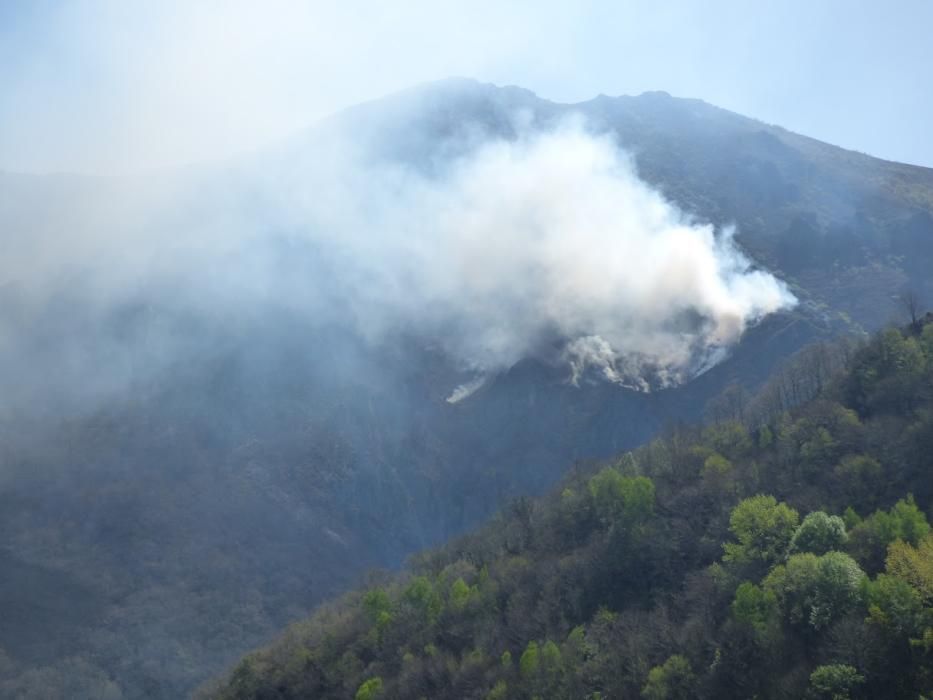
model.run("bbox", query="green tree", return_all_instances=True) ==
[764,552,866,631]
[403,576,443,623]
[449,577,474,612]
[701,453,734,491]
[848,496,930,571]
[864,573,924,637]
[519,641,540,678]
[588,469,655,524]
[362,588,394,636]
[842,506,862,530]
[731,582,780,643]
[641,655,696,700]
[884,533,933,601]
[849,328,927,414]
[703,421,753,459]
[800,426,838,475]
[540,639,562,682]
[808,664,863,699]
[355,677,384,700]
[486,680,508,700]
[362,588,392,623]
[758,425,774,449]
[723,495,799,572]
[834,454,882,506]
[790,511,848,555]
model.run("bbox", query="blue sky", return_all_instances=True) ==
[1,0,931,174]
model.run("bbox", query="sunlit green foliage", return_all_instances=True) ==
[723,495,799,571]
[519,641,539,678]
[885,535,933,604]
[403,576,443,624]
[588,469,655,524]
[355,677,383,700]
[641,655,696,700]
[363,588,392,623]
[865,573,923,637]
[790,511,848,555]
[732,582,780,642]
[449,577,475,611]
[486,680,508,700]
[848,496,930,571]
[808,664,863,700]
[763,552,865,630]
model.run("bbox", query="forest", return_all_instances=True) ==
[206,319,933,699]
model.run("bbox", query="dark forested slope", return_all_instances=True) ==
[210,320,933,699]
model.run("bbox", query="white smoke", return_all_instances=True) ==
[289,118,796,389]
[0,113,796,401]
[446,376,487,403]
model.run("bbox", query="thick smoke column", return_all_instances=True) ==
[295,119,796,390]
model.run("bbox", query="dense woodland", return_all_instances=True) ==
[208,319,933,699]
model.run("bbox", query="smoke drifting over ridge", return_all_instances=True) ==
[282,119,797,390]
[0,111,796,408]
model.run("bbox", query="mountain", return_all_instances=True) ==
[0,79,931,697]
[206,320,933,700]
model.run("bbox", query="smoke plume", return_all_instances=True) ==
[0,112,796,407]
[281,118,796,390]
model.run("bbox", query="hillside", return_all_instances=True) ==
[0,80,932,697]
[295,78,933,329]
[208,320,933,700]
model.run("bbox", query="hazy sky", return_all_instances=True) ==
[1,0,931,174]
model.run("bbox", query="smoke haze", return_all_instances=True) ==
[274,119,797,388]
[3,1,931,173]
[0,115,796,405]
[0,5,929,696]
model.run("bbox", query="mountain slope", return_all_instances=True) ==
[0,80,931,697]
[207,320,933,700]
[304,78,933,329]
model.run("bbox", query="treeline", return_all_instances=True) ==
[205,322,933,699]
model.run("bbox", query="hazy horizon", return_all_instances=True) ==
[2,1,932,175]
